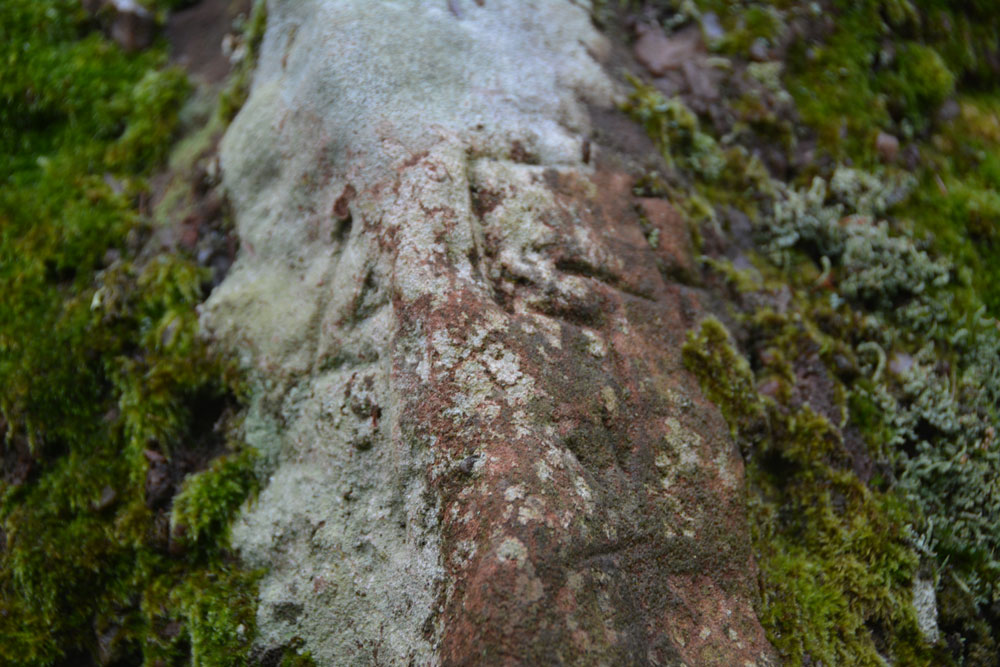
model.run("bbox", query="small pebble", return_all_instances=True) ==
[758,378,781,398]
[875,132,900,162]
[937,98,960,123]
[749,37,770,62]
[701,12,725,43]
[95,485,117,511]
[889,352,913,376]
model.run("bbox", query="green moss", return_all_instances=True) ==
[777,0,996,161]
[169,567,261,667]
[715,4,788,57]
[683,318,940,664]
[171,449,260,550]
[898,98,1000,315]
[107,66,191,170]
[881,42,955,122]
[748,159,1000,610]
[279,643,318,667]
[218,0,268,123]
[670,163,1000,657]
[679,318,765,446]
[1,1,265,663]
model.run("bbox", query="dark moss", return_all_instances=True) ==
[1,1,265,664]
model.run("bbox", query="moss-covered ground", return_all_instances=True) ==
[0,1,311,665]
[616,0,1000,663]
[7,0,1000,663]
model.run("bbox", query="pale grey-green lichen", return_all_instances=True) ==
[760,163,1000,604]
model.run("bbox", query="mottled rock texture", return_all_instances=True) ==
[203,0,776,664]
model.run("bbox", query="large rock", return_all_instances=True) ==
[203,0,776,664]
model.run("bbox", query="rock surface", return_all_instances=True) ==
[203,0,776,663]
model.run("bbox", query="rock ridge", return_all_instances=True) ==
[203,1,776,663]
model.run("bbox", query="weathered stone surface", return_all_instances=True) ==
[633,24,706,77]
[203,0,776,664]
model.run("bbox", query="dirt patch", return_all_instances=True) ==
[167,0,252,85]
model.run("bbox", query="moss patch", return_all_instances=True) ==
[684,318,940,664]
[1,1,267,664]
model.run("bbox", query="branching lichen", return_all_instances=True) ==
[623,0,1000,662]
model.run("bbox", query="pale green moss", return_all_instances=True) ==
[680,318,765,446]
[622,78,726,181]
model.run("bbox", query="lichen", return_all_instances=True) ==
[620,0,1000,661]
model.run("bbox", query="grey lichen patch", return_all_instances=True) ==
[913,576,940,644]
[230,359,443,666]
[759,167,949,310]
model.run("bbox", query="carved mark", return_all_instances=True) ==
[399,150,431,171]
[509,140,539,165]
[281,25,299,70]
[272,601,304,624]
[563,425,618,472]
[491,267,535,313]
[332,214,353,246]
[352,267,385,322]
[332,183,356,220]
[554,257,655,302]
[466,246,485,282]
[469,185,504,219]
[331,184,357,247]
[539,288,608,328]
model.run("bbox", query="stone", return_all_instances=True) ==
[204,1,776,664]
[749,37,771,62]
[876,131,900,163]
[110,7,154,53]
[166,0,243,84]
[701,12,725,44]
[683,58,720,102]
[937,98,961,123]
[634,24,706,77]
[637,197,698,281]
